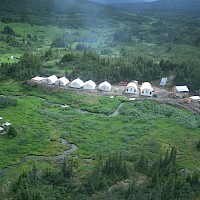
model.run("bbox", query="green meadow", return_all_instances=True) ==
[0,81,199,176]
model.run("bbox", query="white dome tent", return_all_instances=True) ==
[55,77,69,86]
[43,75,58,84]
[83,80,96,90]
[140,82,153,97]
[69,77,84,89]
[99,81,111,92]
[125,82,138,94]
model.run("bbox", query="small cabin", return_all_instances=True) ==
[125,82,138,94]
[140,82,153,97]
[172,86,189,98]
[99,81,111,92]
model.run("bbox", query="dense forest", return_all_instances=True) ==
[11,149,200,199]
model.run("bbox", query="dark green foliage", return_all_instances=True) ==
[0,96,17,109]
[1,26,16,35]
[51,36,68,48]
[62,158,73,178]
[84,152,128,194]
[174,61,200,90]
[196,140,200,151]
[7,126,17,138]
[60,53,74,63]
[11,150,200,199]
[124,148,199,200]
[0,53,42,80]
[12,168,44,200]
[135,153,149,173]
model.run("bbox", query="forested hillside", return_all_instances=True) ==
[0,0,200,92]
[112,0,200,12]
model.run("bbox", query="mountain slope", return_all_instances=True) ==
[0,0,150,28]
[112,0,200,13]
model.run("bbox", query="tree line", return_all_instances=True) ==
[11,148,200,199]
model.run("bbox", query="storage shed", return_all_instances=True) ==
[172,86,189,98]
[55,77,69,86]
[140,82,153,97]
[125,82,138,94]
[83,80,96,90]
[69,78,84,89]
[160,78,168,86]
[43,75,58,84]
[99,81,112,92]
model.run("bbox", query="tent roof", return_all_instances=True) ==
[175,86,189,92]
[47,75,58,82]
[84,80,96,87]
[189,96,200,100]
[99,81,111,87]
[56,77,69,84]
[126,82,137,88]
[32,76,45,81]
[70,78,84,86]
[140,82,153,91]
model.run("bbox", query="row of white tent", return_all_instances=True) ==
[32,75,154,96]
[32,75,112,92]
[125,81,153,96]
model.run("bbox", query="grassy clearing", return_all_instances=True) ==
[0,81,199,192]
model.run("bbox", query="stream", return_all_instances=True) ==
[0,127,77,180]
[0,94,124,180]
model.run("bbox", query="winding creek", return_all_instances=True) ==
[0,127,78,180]
[0,94,124,180]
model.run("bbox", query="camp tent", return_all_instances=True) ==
[0,127,4,133]
[69,78,84,88]
[31,76,45,82]
[99,81,111,92]
[83,80,96,90]
[43,75,58,84]
[140,82,153,97]
[55,77,69,86]
[125,82,138,94]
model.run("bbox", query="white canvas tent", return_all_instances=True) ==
[31,76,45,82]
[43,75,58,84]
[189,96,200,101]
[125,82,138,94]
[69,78,84,88]
[55,77,69,86]
[0,127,4,133]
[83,80,96,90]
[99,81,111,92]
[3,122,11,127]
[140,82,153,96]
